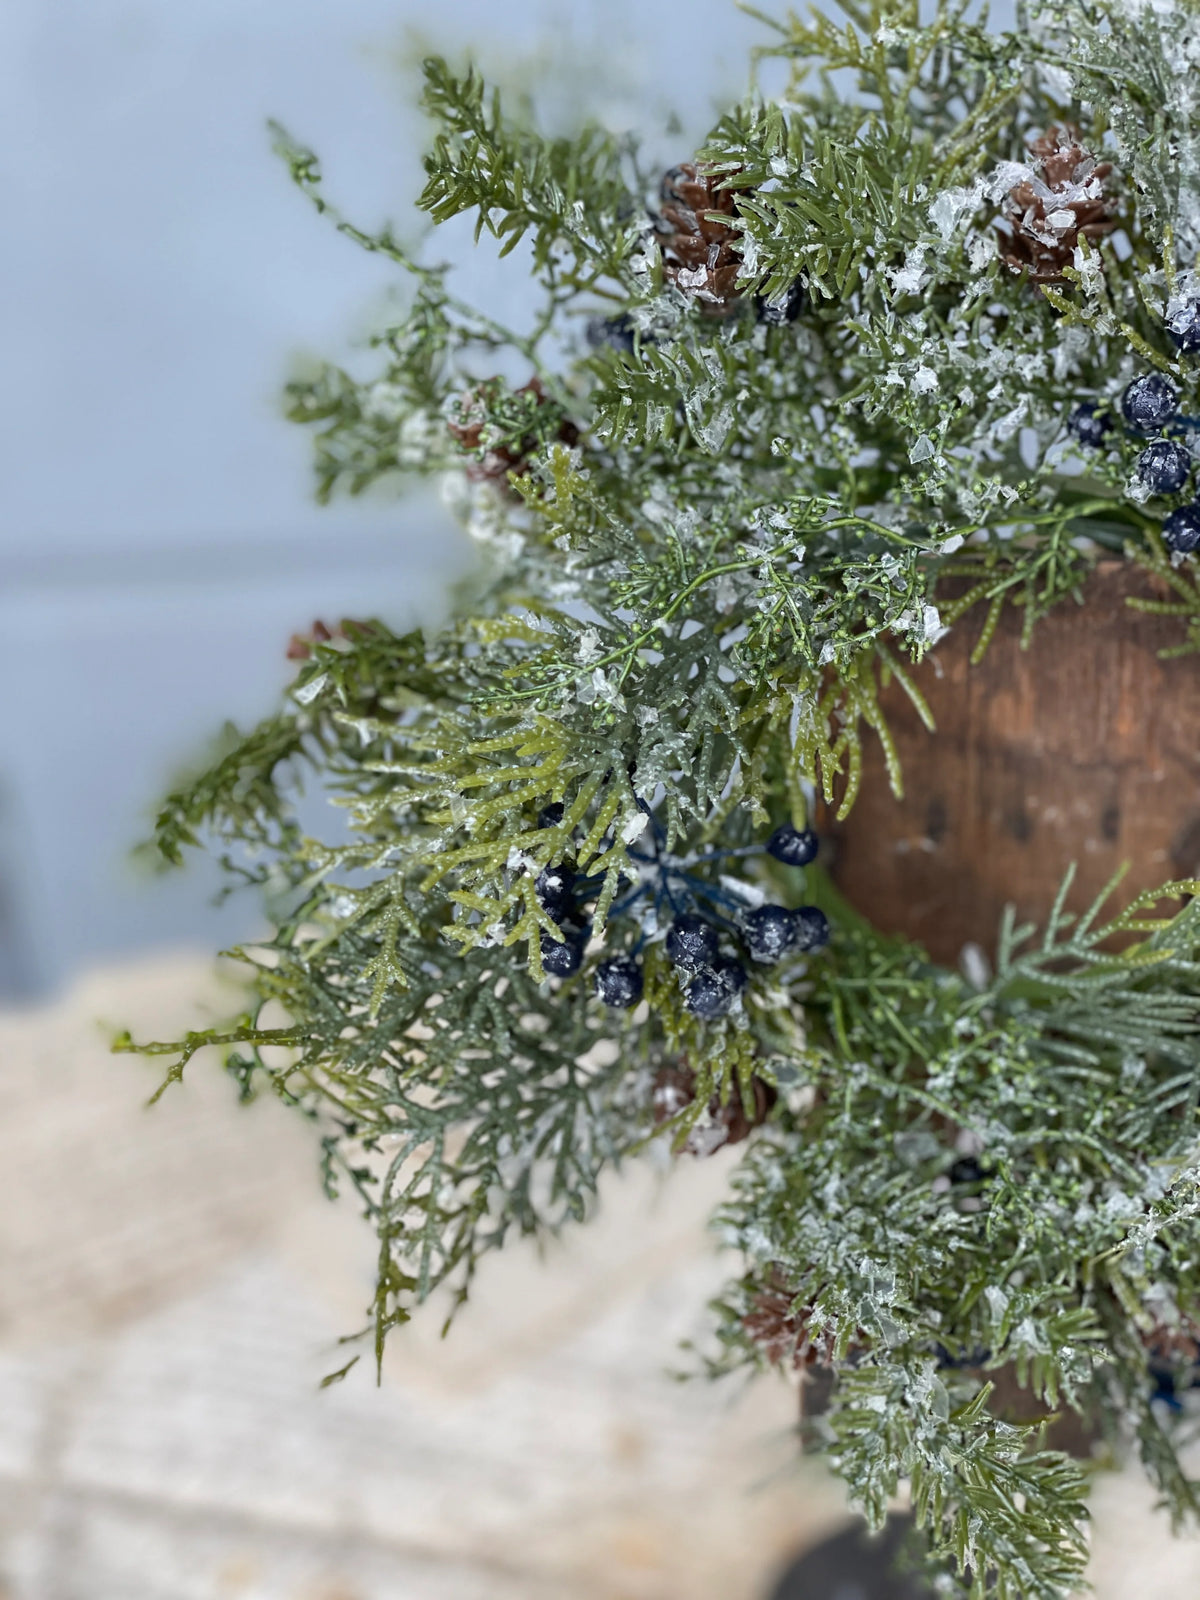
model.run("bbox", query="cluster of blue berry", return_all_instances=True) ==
[1069,363,1200,553]
[534,808,830,1019]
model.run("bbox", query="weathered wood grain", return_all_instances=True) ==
[826,562,1200,965]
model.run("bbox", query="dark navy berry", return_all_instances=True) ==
[538,802,565,829]
[541,931,584,978]
[536,864,575,923]
[1149,1362,1184,1410]
[755,276,807,326]
[1122,372,1179,434]
[718,956,748,995]
[586,313,639,354]
[742,904,796,964]
[685,970,730,1020]
[1067,401,1112,450]
[685,958,747,1020]
[1166,296,1200,354]
[1163,504,1200,554]
[1137,439,1192,495]
[934,1342,992,1370]
[766,823,819,867]
[594,954,643,1008]
[665,913,719,972]
[949,1156,986,1186]
[790,905,831,953]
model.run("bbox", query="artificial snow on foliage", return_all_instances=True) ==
[121,5,1200,1597]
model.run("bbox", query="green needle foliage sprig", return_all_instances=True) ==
[123,2,1200,1593]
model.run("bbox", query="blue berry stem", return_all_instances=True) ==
[679,844,763,866]
[656,879,685,918]
[635,795,668,847]
[574,868,612,889]
[679,875,750,926]
[608,883,650,919]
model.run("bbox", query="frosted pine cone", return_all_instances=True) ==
[743,1285,810,1367]
[1143,1318,1200,1367]
[998,125,1116,286]
[741,1271,860,1370]
[287,618,334,661]
[658,163,748,315]
[651,1062,776,1152]
[446,377,578,484]
[286,618,375,661]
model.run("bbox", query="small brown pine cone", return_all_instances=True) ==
[998,124,1116,287]
[720,1074,778,1145]
[651,1062,777,1154]
[286,618,334,661]
[1143,1318,1200,1367]
[447,377,579,485]
[743,1286,814,1368]
[651,1064,697,1125]
[742,1268,864,1374]
[658,162,749,315]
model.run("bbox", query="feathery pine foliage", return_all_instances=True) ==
[122,2,1200,1592]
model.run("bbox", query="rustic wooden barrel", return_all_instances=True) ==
[825,562,1200,966]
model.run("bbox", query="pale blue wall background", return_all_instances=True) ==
[1,0,1014,996]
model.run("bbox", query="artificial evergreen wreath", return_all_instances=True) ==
[123,2,1200,1593]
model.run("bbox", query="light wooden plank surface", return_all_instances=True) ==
[0,954,1196,1599]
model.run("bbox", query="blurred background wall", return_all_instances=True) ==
[2,0,1021,999]
[0,0,776,997]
